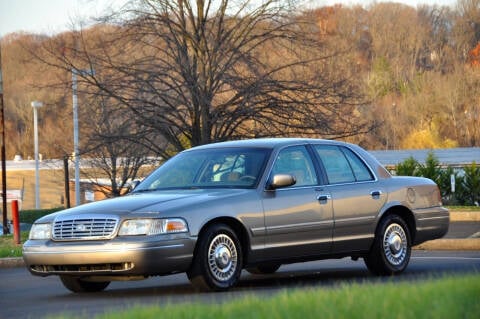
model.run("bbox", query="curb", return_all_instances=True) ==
[450,211,480,222]
[413,238,480,251]
[0,257,24,268]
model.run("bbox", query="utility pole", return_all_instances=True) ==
[71,67,94,206]
[32,101,43,209]
[72,69,80,206]
[0,41,8,234]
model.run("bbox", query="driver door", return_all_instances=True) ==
[262,145,333,259]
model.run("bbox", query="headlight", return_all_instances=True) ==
[29,223,52,240]
[118,218,188,236]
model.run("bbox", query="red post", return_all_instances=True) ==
[11,200,20,244]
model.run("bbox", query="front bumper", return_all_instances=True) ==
[413,206,450,245]
[23,234,196,278]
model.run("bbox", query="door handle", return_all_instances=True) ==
[370,190,382,198]
[317,194,331,202]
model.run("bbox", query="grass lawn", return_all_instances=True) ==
[0,231,29,257]
[448,206,480,211]
[48,274,479,319]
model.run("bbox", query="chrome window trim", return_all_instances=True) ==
[263,142,381,190]
[320,179,379,188]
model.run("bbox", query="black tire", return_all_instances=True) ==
[364,214,411,276]
[246,264,281,275]
[187,224,243,291]
[60,276,110,293]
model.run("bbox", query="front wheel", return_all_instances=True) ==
[364,214,411,276]
[187,224,243,291]
[60,276,110,293]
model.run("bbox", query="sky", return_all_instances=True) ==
[0,0,129,37]
[0,0,458,37]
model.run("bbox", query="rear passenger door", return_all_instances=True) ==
[312,145,386,253]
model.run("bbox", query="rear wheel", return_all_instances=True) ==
[60,276,110,293]
[364,214,411,276]
[187,224,243,291]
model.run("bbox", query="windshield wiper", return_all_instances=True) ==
[131,188,157,193]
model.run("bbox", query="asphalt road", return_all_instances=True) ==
[0,251,479,319]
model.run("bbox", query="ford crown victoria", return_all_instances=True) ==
[23,139,449,292]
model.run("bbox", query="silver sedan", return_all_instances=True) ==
[23,138,449,292]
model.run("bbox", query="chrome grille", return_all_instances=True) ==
[53,215,119,240]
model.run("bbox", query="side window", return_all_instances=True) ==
[314,145,355,184]
[271,146,318,187]
[343,148,374,182]
[314,145,373,184]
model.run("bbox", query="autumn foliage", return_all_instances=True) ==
[1,0,480,165]
[469,42,480,66]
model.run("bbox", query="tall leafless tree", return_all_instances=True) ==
[79,95,156,197]
[25,27,159,197]
[52,0,371,158]
[454,0,480,61]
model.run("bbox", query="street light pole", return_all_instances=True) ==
[72,70,80,206]
[31,101,43,209]
[71,68,94,206]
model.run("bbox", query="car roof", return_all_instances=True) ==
[185,138,392,179]
[187,138,349,151]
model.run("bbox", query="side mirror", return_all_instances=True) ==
[266,174,296,190]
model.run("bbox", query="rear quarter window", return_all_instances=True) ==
[343,148,374,182]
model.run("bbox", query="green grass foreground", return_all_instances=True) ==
[51,274,479,319]
[447,206,480,211]
[0,231,29,258]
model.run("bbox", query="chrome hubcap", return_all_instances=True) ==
[389,233,402,254]
[208,234,238,282]
[214,245,232,269]
[383,223,408,266]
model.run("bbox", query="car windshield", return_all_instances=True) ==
[134,147,271,191]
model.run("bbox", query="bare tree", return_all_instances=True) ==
[6,0,480,187]
[454,0,480,61]
[79,95,156,197]
[58,0,372,158]
[23,27,159,197]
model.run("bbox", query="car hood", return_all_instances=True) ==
[35,189,253,222]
